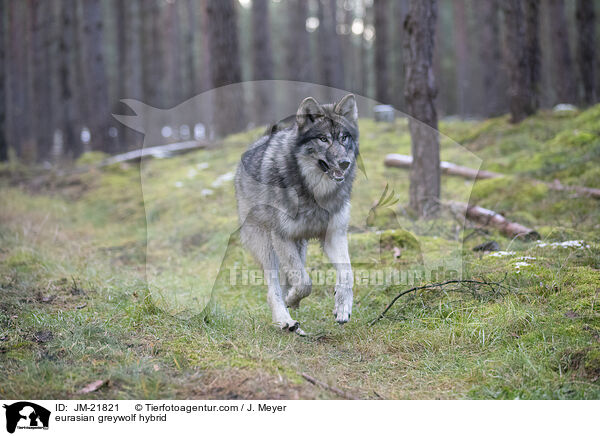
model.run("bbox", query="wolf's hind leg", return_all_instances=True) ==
[240,224,301,333]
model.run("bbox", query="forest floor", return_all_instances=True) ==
[1,105,600,399]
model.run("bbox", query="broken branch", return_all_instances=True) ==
[370,278,510,326]
[300,372,360,400]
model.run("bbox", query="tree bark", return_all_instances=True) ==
[141,0,162,108]
[251,0,274,125]
[205,0,245,136]
[31,0,54,161]
[286,0,312,104]
[404,0,440,218]
[502,0,536,123]
[475,0,505,117]
[116,0,143,150]
[392,0,409,110]
[452,0,469,117]
[374,0,390,104]
[57,0,81,159]
[0,0,7,161]
[162,0,183,108]
[546,0,577,104]
[576,0,597,105]
[317,0,344,100]
[81,0,110,152]
[524,0,541,111]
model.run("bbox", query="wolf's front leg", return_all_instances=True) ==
[323,229,353,324]
[271,233,312,309]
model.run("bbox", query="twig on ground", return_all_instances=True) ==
[369,277,511,326]
[300,372,360,400]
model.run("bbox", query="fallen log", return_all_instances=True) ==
[52,140,213,178]
[384,153,502,180]
[449,201,540,240]
[97,140,211,167]
[384,153,600,199]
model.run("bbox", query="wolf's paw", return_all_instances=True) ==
[333,306,351,324]
[274,319,306,336]
[333,285,353,324]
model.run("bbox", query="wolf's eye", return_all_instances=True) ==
[341,134,349,144]
[318,136,328,143]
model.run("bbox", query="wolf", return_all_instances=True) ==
[234,94,359,335]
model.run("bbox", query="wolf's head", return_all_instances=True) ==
[295,94,359,183]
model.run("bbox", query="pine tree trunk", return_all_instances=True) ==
[475,0,505,117]
[392,0,409,110]
[374,0,390,104]
[318,0,344,99]
[184,0,197,98]
[32,0,53,161]
[0,0,7,161]
[162,0,183,108]
[116,0,143,150]
[546,0,577,104]
[142,0,162,109]
[57,0,80,158]
[404,0,440,218]
[524,0,541,111]
[251,0,274,125]
[576,0,597,105]
[502,0,536,123]
[81,0,110,152]
[205,0,245,136]
[452,0,469,117]
[286,0,311,83]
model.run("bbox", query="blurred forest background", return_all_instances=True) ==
[0,0,598,162]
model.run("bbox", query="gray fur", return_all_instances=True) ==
[234,94,359,333]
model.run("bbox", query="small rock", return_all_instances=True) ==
[33,331,54,343]
[564,310,580,319]
[473,240,500,252]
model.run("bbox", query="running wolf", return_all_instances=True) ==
[234,94,359,335]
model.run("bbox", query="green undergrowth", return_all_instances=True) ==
[1,105,599,399]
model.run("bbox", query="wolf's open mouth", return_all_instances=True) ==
[318,159,330,172]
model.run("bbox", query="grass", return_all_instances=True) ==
[1,106,599,399]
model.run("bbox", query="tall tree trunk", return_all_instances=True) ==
[32,0,54,161]
[286,0,312,104]
[205,0,245,136]
[116,0,143,150]
[141,0,162,109]
[318,0,344,99]
[475,0,505,117]
[525,0,541,111]
[162,0,183,109]
[502,0,536,123]
[81,0,110,152]
[546,0,577,104]
[576,0,597,105]
[404,0,440,218]
[57,0,80,158]
[374,0,390,104]
[452,0,469,117]
[251,0,274,125]
[0,0,7,161]
[184,0,197,98]
[392,0,409,110]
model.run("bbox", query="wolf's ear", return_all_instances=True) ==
[296,97,324,128]
[334,94,358,123]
